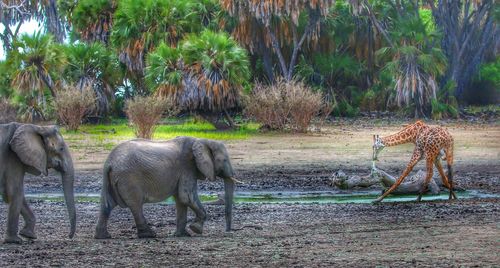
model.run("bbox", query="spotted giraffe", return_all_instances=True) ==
[372,120,457,203]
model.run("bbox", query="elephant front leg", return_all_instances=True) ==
[5,195,23,244]
[187,195,207,235]
[174,200,190,237]
[19,198,37,239]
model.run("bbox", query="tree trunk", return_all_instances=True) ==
[38,68,57,98]
[428,0,498,103]
[262,48,274,82]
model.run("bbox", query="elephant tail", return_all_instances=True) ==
[101,164,115,211]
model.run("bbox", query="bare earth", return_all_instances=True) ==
[1,120,499,267]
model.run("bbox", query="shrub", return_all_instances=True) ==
[332,99,359,117]
[245,78,326,132]
[125,95,178,139]
[54,86,96,131]
[0,98,17,123]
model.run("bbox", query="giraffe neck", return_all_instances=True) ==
[382,124,424,147]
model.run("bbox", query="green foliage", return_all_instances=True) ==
[9,32,65,94]
[111,0,202,50]
[62,42,121,87]
[145,43,183,91]
[181,30,250,90]
[476,58,500,89]
[0,61,14,98]
[431,98,457,120]
[71,0,114,34]
[465,57,500,105]
[332,99,359,117]
[431,81,458,120]
[376,9,447,117]
[419,9,436,34]
[146,30,250,112]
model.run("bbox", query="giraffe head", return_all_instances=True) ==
[372,134,385,161]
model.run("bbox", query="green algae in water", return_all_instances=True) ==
[21,190,499,204]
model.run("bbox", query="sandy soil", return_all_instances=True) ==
[0,120,499,267]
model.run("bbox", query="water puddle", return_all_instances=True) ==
[24,190,499,204]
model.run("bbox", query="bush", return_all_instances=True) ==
[332,99,359,117]
[431,98,458,120]
[125,95,178,139]
[0,98,17,123]
[245,78,326,132]
[465,58,500,105]
[54,86,96,131]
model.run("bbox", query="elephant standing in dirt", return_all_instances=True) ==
[95,136,238,239]
[0,123,76,243]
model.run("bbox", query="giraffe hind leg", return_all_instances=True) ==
[445,145,457,200]
[435,159,457,200]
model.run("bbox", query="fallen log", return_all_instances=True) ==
[330,164,462,194]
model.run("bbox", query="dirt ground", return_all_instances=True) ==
[1,120,499,267]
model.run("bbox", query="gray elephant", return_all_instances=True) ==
[0,123,76,243]
[94,136,238,239]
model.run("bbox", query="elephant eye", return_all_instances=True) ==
[59,147,64,152]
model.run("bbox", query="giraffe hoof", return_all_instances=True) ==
[372,199,382,204]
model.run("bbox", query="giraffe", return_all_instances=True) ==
[372,120,457,203]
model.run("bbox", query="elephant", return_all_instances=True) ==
[94,136,238,239]
[0,123,76,243]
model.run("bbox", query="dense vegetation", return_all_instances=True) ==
[0,0,498,131]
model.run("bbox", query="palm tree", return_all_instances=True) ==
[111,0,202,95]
[221,0,334,81]
[376,14,447,118]
[9,32,65,98]
[146,30,251,129]
[62,0,117,45]
[0,0,66,52]
[63,42,122,117]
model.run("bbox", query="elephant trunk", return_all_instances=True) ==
[223,178,235,232]
[61,154,76,238]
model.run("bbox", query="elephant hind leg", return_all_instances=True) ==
[128,204,155,238]
[94,200,115,239]
[19,198,37,239]
[115,178,155,238]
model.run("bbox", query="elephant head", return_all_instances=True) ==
[9,124,76,238]
[193,139,236,231]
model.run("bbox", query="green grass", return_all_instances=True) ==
[463,105,499,115]
[60,119,260,151]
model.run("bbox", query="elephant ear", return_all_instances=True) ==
[9,125,48,176]
[192,140,215,180]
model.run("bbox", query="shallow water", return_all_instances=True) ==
[24,190,499,204]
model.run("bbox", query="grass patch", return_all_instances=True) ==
[463,105,499,115]
[60,119,259,151]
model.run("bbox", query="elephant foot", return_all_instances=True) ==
[19,228,37,239]
[94,228,111,239]
[189,222,204,235]
[174,230,191,237]
[4,235,23,244]
[137,226,156,238]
